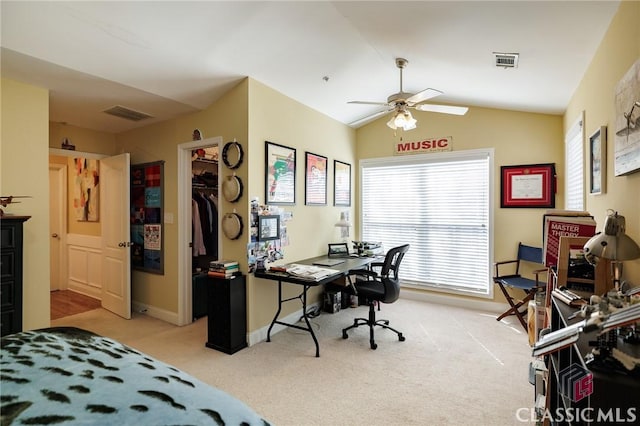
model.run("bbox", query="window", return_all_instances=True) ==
[360,149,493,296]
[565,114,584,211]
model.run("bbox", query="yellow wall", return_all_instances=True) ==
[49,122,117,154]
[114,80,249,314]
[1,78,50,330]
[114,76,357,331]
[356,105,563,303]
[565,0,640,285]
[246,78,357,331]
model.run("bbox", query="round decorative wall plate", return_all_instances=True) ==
[221,174,243,203]
[222,212,244,240]
[222,141,244,169]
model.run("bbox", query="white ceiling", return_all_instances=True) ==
[1,1,620,134]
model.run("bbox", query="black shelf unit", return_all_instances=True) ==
[192,273,208,320]
[543,297,640,425]
[205,274,247,354]
[1,216,30,337]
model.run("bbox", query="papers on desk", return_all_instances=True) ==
[283,264,341,281]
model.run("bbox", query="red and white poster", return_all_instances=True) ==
[543,214,596,267]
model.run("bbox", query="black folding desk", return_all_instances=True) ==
[254,255,374,357]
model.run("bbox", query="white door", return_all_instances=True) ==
[49,165,65,291]
[100,153,131,319]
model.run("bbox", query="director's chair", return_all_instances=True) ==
[493,243,547,330]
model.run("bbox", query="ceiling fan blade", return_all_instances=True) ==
[348,109,393,126]
[406,88,442,105]
[414,103,468,115]
[348,101,391,106]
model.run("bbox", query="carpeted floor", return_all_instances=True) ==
[51,298,536,425]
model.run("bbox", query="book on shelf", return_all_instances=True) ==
[209,259,239,268]
[542,213,596,268]
[208,270,240,279]
[209,264,239,272]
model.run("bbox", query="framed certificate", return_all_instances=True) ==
[500,163,556,208]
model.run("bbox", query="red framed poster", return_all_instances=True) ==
[500,163,556,208]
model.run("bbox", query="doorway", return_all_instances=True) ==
[48,150,130,321]
[177,136,222,326]
[49,161,100,320]
[49,164,67,292]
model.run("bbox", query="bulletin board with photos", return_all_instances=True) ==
[131,161,164,274]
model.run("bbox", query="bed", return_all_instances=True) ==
[0,327,270,425]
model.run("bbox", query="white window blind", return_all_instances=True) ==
[360,150,492,296]
[565,114,584,211]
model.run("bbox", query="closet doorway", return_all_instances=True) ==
[177,136,222,326]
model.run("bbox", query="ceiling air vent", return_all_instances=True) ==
[103,105,153,122]
[493,52,519,69]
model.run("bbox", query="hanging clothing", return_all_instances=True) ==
[192,199,206,256]
[192,191,218,258]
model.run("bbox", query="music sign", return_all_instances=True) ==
[394,136,452,155]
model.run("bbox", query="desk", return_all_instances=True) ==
[254,255,375,357]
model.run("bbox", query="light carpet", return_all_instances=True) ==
[51,298,536,425]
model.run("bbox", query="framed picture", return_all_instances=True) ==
[265,141,296,205]
[305,152,327,205]
[73,157,100,221]
[258,215,280,241]
[130,160,165,274]
[589,126,607,195]
[334,160,351,206]
[500,163,556,208]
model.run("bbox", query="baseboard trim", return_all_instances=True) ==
[400,288,507,315]
[248,302,321,346]
[132,301,179,325]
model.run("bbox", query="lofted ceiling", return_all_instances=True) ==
[1,1,620,134]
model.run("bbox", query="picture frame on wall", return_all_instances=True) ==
[258,215,280,241]
[305,152,327,205]
[500,163,556,208]
[130,160,164,274]
[265,141,296,205]
[589,126,607,195]
[333,160,351,206]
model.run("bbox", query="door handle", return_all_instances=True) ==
[52,233,59,238]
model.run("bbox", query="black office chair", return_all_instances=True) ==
[342,244,410,350]
[493,242,547,331]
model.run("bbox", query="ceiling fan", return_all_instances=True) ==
[348,58,468,131]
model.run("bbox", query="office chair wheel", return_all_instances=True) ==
[342,331,349,339]
[370,342,378,350]
[399,334,405,342]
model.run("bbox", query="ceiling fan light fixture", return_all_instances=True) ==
[387,109,417,131]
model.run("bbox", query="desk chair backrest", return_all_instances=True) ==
[379,244,410,303]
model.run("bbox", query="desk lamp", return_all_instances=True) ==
[583,210,640,292]
[582,210,640,368]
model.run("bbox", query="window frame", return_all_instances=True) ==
[564,113,585,211]
[359,148,494,298]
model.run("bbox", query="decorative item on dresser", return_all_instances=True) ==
[0,216,30,336]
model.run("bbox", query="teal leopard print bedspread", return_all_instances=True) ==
[0,327,270,425]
